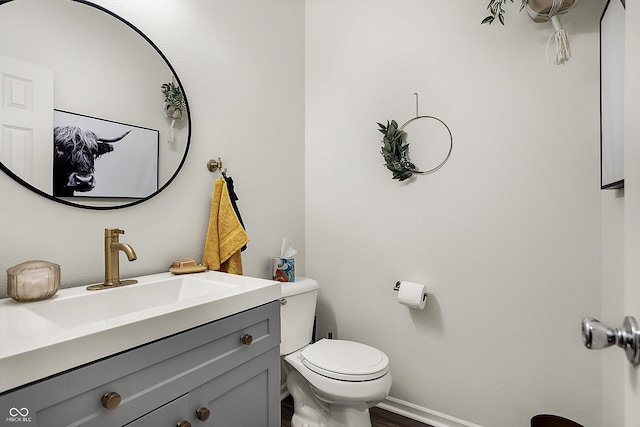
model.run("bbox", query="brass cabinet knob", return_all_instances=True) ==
[196,407,211,421]
[101,391,121,410]
[240,333,253,346]
[176,421,191,427]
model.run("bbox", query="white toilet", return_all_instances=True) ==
[280,277,392,427]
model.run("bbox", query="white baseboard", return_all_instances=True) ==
[281,385,483,427]
[376,396,484,427]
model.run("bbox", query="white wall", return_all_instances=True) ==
[0,1,616,426]
[305,1,603,426]
[0,0,306,295]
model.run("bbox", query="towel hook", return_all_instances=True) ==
[207,158,223,172]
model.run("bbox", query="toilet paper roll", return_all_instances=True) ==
[397,281,427,309]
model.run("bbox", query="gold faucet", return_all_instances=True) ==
[87,228,138,291]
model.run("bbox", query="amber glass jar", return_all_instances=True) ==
[7,260,60,302]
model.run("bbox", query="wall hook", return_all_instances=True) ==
[207,158,222,172]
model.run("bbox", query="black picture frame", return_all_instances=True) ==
[53,110,159,199]
[600,0,625,190]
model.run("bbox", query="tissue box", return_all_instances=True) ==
[273,257,295,282]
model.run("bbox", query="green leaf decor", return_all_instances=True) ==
[482,0,516,25]
[378,120,416,182]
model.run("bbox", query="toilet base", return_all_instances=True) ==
[287,369,373,427]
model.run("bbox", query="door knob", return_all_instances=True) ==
[581,316,640,366]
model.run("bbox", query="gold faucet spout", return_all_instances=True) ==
[112,242,137,261]
[87,228,138,290]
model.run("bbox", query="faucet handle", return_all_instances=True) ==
[105,228,125,237]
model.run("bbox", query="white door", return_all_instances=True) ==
[623,191,640,421]
[0,55,54,194]
[599,3,639,426]
[622,1,639,425]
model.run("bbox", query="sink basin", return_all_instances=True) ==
[25,276,236,327]
[0,271,281,392]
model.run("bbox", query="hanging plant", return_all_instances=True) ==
[481,0,518,25]
[378,120,416,182]
[481,0,579,65]
[161,82,186,120]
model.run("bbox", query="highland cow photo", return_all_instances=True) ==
[53,110,159,198]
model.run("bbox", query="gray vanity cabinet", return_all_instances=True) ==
[0,301,281,427]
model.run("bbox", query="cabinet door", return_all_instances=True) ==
[124,394,189,427]
[189,347,280,427]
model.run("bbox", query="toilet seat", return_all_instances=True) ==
[300,339,389,381]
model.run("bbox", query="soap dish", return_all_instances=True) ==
[7,260,60,302]
[169,264,208,275]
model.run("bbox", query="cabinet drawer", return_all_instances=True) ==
[124,394,189,427]
[0,301,280,427]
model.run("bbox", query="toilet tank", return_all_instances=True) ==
[280,277,319,355]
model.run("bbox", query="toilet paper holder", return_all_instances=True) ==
[393,281,428,301]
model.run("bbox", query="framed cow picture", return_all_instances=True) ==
[53,110,159,199]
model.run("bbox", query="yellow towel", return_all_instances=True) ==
[203,178,250,274]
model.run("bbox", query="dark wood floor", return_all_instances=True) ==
[281,395,432,427]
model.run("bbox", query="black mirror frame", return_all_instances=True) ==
[0,0,191,210]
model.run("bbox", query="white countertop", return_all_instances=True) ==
[0,271,281,393]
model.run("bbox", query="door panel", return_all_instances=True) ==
[0,55,53,194]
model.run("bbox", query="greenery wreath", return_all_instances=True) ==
[377,120,419,181]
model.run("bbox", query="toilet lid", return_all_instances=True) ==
[300,339,389,381]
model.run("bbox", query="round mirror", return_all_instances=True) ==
[0,0,190,209]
